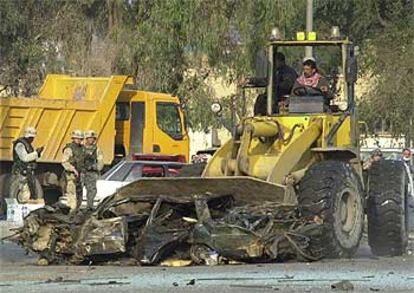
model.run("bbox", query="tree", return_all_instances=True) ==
[1,0,412,138]
[355,1,413,142]
[120,0,305,130]
[314,0,414,142]
[2,0,305,130]
[0,0,111,95]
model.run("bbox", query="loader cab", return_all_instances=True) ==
[267,39,357,117]
[260,31,359,148]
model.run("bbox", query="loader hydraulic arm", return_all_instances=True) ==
[236,120,280,175]
[326,111,350,146]
[218,117,323,185]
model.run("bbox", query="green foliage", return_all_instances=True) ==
[176,72,217,131]
[0,0,413,137]
[357,14,414,139]
[312,0,414,141]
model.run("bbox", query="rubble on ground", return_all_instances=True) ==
[5,192,324,265]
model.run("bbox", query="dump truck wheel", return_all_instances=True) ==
[367,160,408,256]
[298,160,364,258]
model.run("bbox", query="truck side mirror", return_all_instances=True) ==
[211,102,222,114]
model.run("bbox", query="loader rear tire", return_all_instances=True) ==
[298,161,364,258]
[367,160,408,256]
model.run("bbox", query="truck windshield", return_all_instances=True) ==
[156,102,183,140]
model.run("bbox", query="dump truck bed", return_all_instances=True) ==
[0,74,133,164]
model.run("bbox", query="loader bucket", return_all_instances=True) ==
[113,176,288,204]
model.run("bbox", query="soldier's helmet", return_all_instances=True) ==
[71,129,84,139]
[371,148,383,157]
[24,127,37,138]
[84,130,97,139]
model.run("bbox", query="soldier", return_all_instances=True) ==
[363,148,383,170]
[61,130,84,212]
[401,148,414,197]
[10,127,44,203]
[401,148,413,174]
[83,130,104,210]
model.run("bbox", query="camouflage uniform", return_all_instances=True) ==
[83,130,104,209]
[363,149,383,170]
[11,127,41,203]
[61,131,84,211]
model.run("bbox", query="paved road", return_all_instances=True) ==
[1,233,413,293]
[1,199,414,293]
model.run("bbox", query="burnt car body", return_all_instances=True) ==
[91,160,186,202]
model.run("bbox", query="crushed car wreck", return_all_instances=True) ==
[6,182,324,266]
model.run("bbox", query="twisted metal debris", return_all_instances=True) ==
[6,193,324,265]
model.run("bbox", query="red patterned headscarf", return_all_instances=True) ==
[297,72,322,87]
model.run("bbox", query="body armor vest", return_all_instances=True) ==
[12,137,36,174]
[84,144,98,171]
[64,142,85,172]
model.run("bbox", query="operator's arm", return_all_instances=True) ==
[290,80,301,95]
[96,148,104,172]
[15,143,38,162]
[61,148,76,173]
[318,77,330,93]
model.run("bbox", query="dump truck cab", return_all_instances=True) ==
[115,89,188,162]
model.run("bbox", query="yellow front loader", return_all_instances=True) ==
[111,34,410,258]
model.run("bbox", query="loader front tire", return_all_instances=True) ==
[298,160,364,258]
[367,160,408,256]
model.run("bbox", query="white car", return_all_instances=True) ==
[83,160,186,204]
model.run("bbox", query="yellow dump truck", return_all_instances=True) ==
[0,74,189,196]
